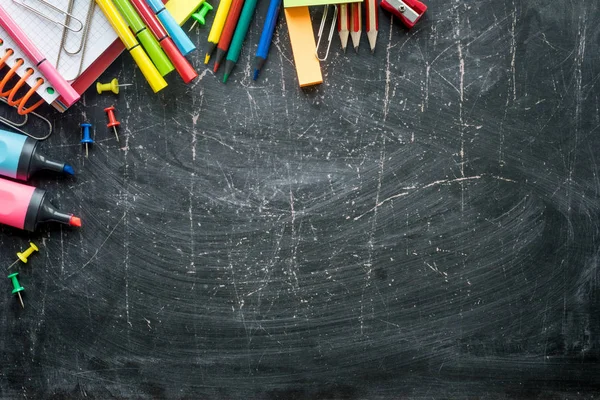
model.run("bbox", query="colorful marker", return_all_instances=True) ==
[253,0,281,80]
[223,0,259,83]
[95,0,168,93]
[144,0,196,55]
[204,0,233,64]
[130,0,198,83]
[213,0,246,72]
[0,177,81,232]
[0,129,74,181]
[113,0,175,76]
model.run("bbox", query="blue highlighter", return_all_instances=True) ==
[144,0,196,55]
[0,128,74,181]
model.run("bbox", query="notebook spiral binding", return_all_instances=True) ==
[0,38,45,115]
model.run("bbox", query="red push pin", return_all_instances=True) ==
[104,106,121,142]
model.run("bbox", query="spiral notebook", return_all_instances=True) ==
[0,0,118,111]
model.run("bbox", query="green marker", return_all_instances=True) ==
[113,0,175,77]
[223,0,259,83]
[7,273,24,308]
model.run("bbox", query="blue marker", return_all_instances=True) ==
[144,0,196,55]
[253,0,282,80]
[0,129,74,181]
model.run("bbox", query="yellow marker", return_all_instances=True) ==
[95,0,168,93]
[204,0,233,64]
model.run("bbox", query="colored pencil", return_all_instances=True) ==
[213,0,246,72]
[350,1,361,53]
[365,0,378,52]
[223,0,259,82]
[253,0,281,80]
[205,0,234,64]
[337,3,350,53]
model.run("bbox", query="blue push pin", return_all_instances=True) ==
[80,123,94,158]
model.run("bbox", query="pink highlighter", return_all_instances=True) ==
[0,178,81,232]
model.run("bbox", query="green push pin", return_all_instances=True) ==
[188,2,213,32]
[7,273,24,308]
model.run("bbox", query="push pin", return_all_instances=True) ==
[7,273,24,308]
[380,0,427,29]
[96,78,132,95]
[80,123,94,158]
[188,2,214,32]
[104,106,120,142]
[7,242,39,270]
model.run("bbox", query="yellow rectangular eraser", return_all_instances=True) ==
[166,0,204,24]
[285,7,323,87]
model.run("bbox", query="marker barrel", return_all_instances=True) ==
[0,178,80,231]
[0,129,72,181]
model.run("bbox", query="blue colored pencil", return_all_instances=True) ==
[252,0,282,80]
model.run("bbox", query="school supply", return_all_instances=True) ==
[165,0,205,23]
[213,0,246,72]
[284,0,360,8]
[350,2,361,52]
[284,7,322,87]
[0,0,199,112]
[380,0,427,29]
[145,0,196,55]
[253,0,282,80]
[189,2,214,31]
[80,123,94,157]
[7,273,24,308]
[130,0,198,83]
[0,98,53,141]
[0,0,115,110]
[365,0,378,52]
[113,0,175,76]
[96,79,133,94]
[104,106,121,141]
[223,0,259,83]
[7,242,39,270]
[315,5,337,61]
[0,129,74,181]
[204,0,233,64]
[337,4,350,53]
[95,0,168,93]
[0,177,81,232]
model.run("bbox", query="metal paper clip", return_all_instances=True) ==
[315,4,338,61]
[0,98,53,141]
[12,0,84,32]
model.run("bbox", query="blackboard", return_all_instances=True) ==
[1,0,600,398]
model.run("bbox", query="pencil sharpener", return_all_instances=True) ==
[380,0,427,29]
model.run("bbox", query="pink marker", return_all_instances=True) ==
[0,178,81,232]
[0,6,80,107]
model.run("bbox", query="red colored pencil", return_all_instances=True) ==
[365,0,378,52]
[213,0,246,72]
[337,4,350,53]
[350,2,362,53]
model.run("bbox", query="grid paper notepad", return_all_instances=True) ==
[1,0,118,104]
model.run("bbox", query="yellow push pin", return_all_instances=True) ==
[96,78,133,95]
[7,242,39,270]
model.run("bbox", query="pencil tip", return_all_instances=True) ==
[223,73,229,83]
[354,46,359,54]
[213,62,220,73]
[204,54,210,64]
[253,69,259,80]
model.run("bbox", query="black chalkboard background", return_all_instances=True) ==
[1,0,599,398]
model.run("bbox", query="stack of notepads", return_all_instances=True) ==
[0,0,200,114]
